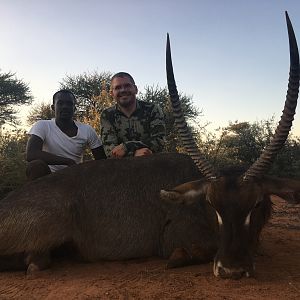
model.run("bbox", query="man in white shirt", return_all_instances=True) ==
[26,90,106,179]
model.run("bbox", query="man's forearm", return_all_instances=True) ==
[26,150,75,166]
[103,143,118,157]
[136,134,165,153]
[123,141,149,155]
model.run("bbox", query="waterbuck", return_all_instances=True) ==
[0,12,299,279]
[162,11,300,278]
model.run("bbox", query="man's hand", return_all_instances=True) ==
[65,158,76,166]
[111,144,126,158]
[134,148,153,157]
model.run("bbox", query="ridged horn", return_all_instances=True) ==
[166,33,218,179]
[243,11,300,181]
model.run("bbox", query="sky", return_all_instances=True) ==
[1,0,300,136]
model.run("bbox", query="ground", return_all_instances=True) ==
[0,196,299,300]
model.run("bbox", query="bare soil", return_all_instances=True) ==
[0,196,299,300]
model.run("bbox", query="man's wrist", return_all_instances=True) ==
[121,143,128,155]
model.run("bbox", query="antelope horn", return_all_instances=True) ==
[166,33,218,179]
[243,11,300,180]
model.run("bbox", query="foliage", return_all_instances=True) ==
[270,137,300,177]
[30,71,202,151]
[59,71,112,121]
[0,71,33,125]
[82,81,114,134]
[0,129,27,199]
[27,102,53,126]
[139,85,202,152]
[199,119,300,177]
[27,83,114,133]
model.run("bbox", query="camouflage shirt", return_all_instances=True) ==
[100,100,166,157]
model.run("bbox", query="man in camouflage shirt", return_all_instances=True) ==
[100,72,166,158]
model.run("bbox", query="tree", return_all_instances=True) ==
[139,85,202,151]
[0,71,33,125]
[82,81,114,134]
[199,119,300,177]
[27,102,53,126]
[270,136,300,177]
[27,82,114,132]
[59,71,112,121]
[28,71,203,151]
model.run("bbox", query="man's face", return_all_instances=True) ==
[110,76,138,108]
[52,93,75,121]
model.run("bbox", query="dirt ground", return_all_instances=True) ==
[0,196,299,300]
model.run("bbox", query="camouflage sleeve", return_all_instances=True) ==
[129,104,165,153]
[101,105,166,157]
[100,110,120,157]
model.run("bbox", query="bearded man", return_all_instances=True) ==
[100,72,166,158]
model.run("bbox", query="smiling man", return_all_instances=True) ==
[26,90,106,179]
[100,72,166,158]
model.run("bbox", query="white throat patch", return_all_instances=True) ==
[245,212,251,226]
[216,211,223,225]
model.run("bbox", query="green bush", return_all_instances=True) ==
[0,130,27,199]
[199,119,300,178]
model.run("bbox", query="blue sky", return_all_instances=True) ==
[1,0,300,136]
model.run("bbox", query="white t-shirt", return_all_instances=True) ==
[28,119,102,172]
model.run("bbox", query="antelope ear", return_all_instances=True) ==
[160,179,209,205]
[262,176,300,204]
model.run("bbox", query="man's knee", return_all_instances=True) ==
[26,160,51,181]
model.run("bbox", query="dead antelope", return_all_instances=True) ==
[0,12,298,280]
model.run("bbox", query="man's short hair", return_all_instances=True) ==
[53,90,76,104]
[111,72,135,85]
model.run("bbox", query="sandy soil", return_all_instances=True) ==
[0,196,299,300]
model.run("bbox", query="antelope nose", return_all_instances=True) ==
[218,267,245,280]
